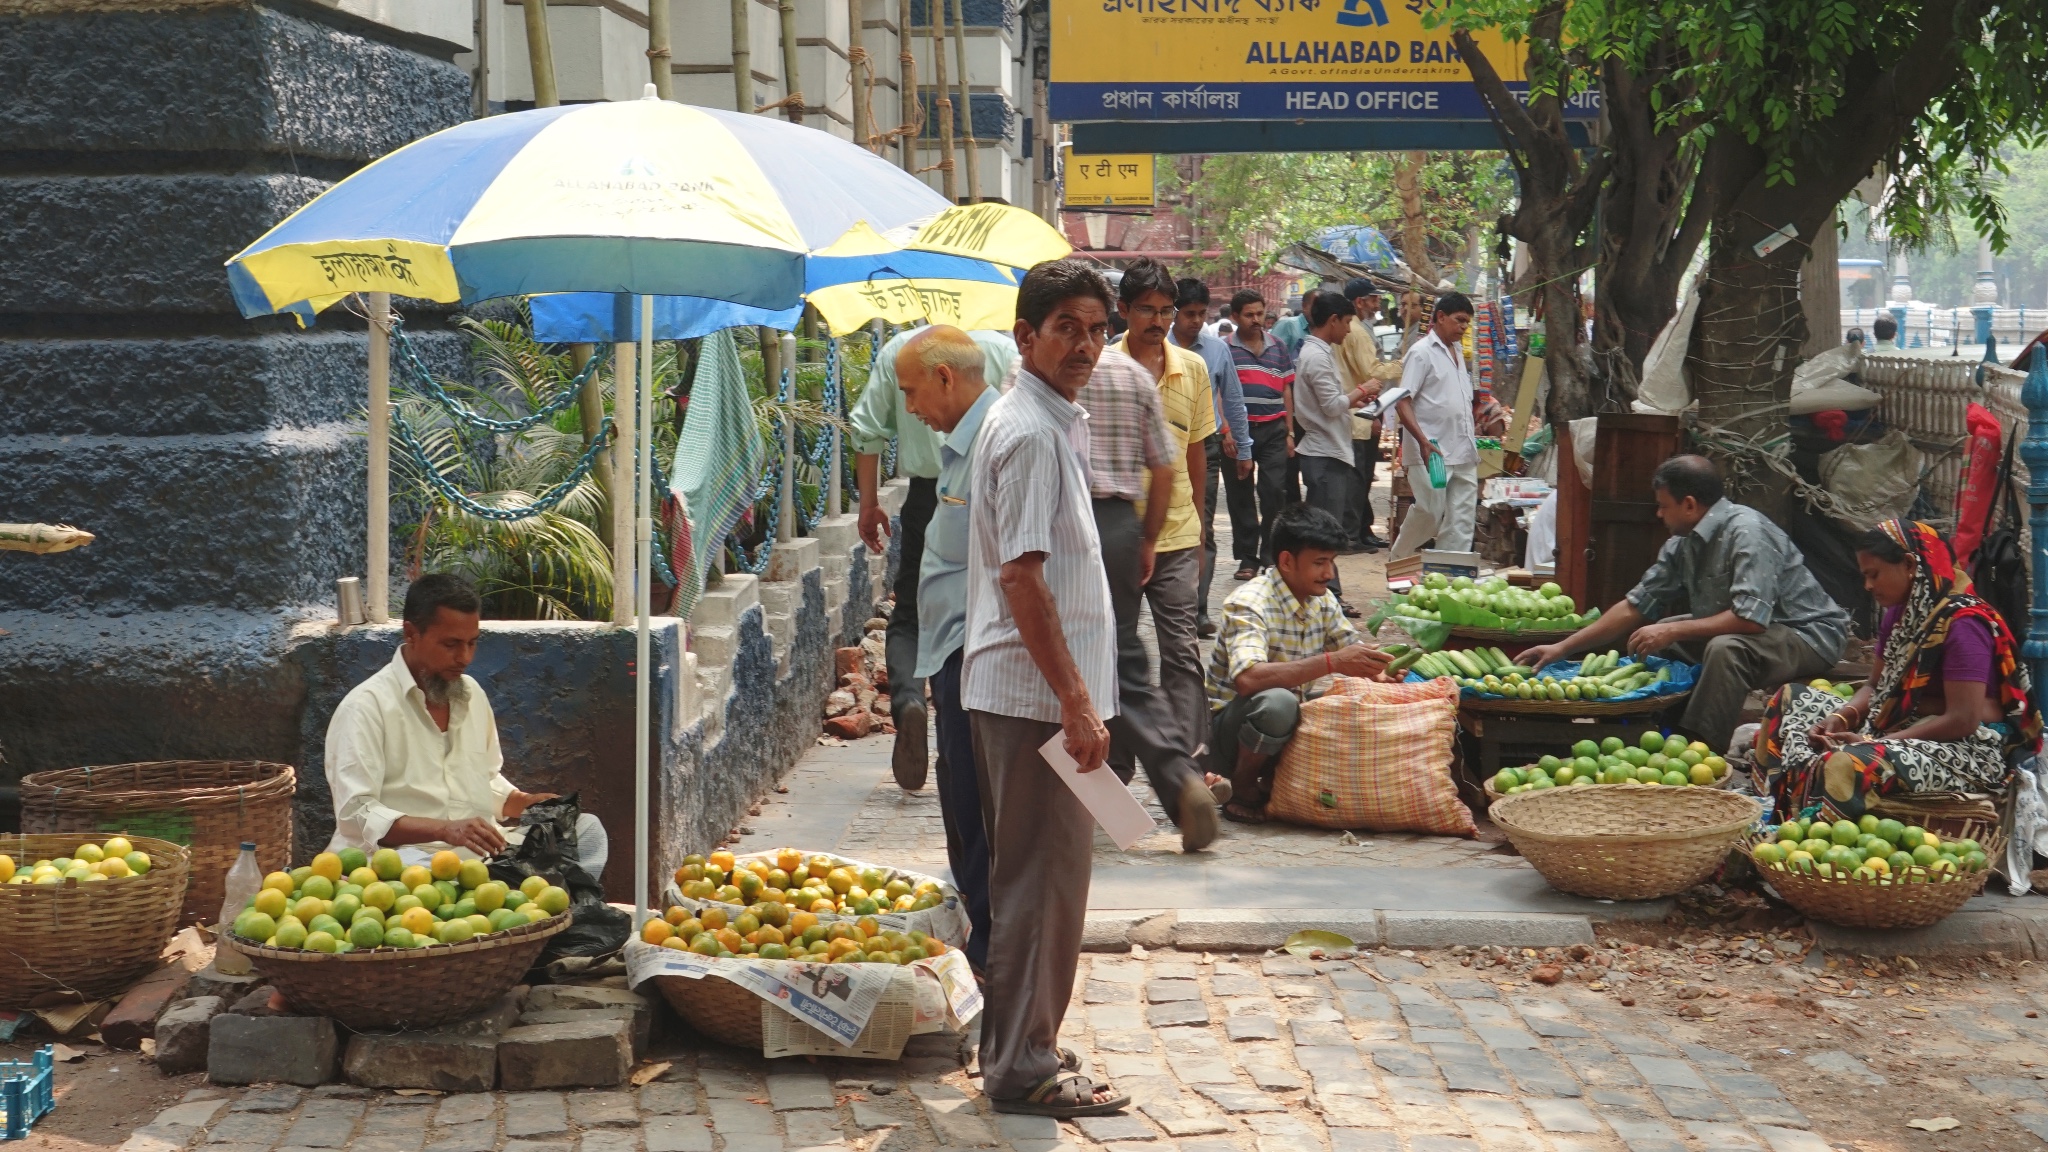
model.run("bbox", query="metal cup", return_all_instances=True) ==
[336,576,366,626]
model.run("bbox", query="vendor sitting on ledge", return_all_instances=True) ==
[1205,505,1392,823]
[323,572,608,878]
[1756,519,2041,819]
[1522,455,1850,754]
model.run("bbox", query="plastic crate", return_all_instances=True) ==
[1,1046,54,1141]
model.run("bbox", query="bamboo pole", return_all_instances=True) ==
[948,0,977,202]
[647,0,673,98]
[571,344,612,503]
[932,0,957,201]
[472,0,491,118]
[520,0,559,107]
[898,0,916,171]
[731,0,751,111]
[779,0,804,124]
[366,292,391,625]
[778,332,797,541]
[634,295,654,928]
[612,320,637,627]
[848,0,870,149]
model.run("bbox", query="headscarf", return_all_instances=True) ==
[1866,519,2041,752]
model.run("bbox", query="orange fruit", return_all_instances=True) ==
[828,937,861,958]
[400,907,437,936]
[856,916,881,938]
[810,897,837,914]
[789,911,818,936]
[660,936,689,951]
[309,852,344,883]
[642,919,674,946]
[716,927,744,952]
[709,850,736,872]
[756,924,785,946]
[664,906,689,925]
[699,907,728,931]
[429,850,463,881]
[775,848,803,873]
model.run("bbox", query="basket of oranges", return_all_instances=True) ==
[0,834,192,1008]
[667,848,967,947]
[227,847,571,1030]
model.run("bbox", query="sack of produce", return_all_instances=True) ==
[1267,677,1474,835]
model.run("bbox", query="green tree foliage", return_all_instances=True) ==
[1167,152,1514,282]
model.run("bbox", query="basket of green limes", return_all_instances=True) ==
[1485,730,1736,805]
[1747,813,1999,929]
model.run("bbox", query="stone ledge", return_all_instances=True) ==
[1379,911,1596,949]
[690,574,761,630]
[1811,909,2038,960]
[1172,909,1381,952]
[767,537,820,583]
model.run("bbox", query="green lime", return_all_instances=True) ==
[1639,730,1666,752]
[1831,820,1861,846]
[1660,770,1688,786]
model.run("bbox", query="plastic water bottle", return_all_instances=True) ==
[1426,439,1449,489]
[215,842,261,975]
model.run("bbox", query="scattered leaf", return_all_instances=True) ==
[52,1044,83,1062]
[1907,1118,1960,1132]
[1284,930,1356,957]
[138,1038,156,1058]
[631,1062,674,1087]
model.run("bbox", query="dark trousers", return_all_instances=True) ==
[1298,453,1359,597]
[1092,498,1204,817]
[1221,429,1263,569]
[1200,434,1225,623]
[885,477,938,717]
[929,650,991,972]
[1248,417,1294,565]
[1352,435,1380,540]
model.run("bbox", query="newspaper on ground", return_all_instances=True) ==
[626,938,981,1055]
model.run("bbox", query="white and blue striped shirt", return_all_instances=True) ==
[961,369,1119,724]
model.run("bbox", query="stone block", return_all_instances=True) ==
[103,960,202,1049]
[1379,913,1595,949]
[768,1074,838,1111]
[517,1008,649,1059]
[184,963,268,1007]
[209,1014,338,1086]
[496,1017,633,1090]
[567,1092,640,1129]
[1812,911,2034,960]
[155,996,227,1075]
[343,1027,498,1093]
[767,538,821,583]
[503,1093,568,1137]
[1172,909,1379,951]
[645,1116,715,1152]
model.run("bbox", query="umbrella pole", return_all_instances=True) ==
[366,291,390,625]
[612,321,637,626]
[635,295,655,929]
[778,332,797,542]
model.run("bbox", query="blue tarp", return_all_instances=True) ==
[527,293,802,343]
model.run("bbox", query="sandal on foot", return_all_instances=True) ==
[992,1071,1130,1118]
[1221,800,1267,824]
[1208,776,1235,806]
[1059,1047,1082,1073]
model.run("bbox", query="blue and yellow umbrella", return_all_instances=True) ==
[225,94,951,321]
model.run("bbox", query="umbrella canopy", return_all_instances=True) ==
[226,96,950,321]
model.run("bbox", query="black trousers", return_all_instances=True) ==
[1249,418,1294,565]
[1221,428,1264,569]
[885,477,938,718]
[929,650,991,972]
[1352,434,1380,540]
[1092,498,1203,817]
[1298,454,1360,597]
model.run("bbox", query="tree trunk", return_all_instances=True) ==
[730,0,751,111]
[779,0,803,123]
[520,0,558,108]
[1393,152,1440,285]
[1691,238,1805,511]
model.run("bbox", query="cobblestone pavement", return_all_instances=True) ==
[106,941,2048,1152]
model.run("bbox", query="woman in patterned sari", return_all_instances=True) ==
[1756,519,2040,820]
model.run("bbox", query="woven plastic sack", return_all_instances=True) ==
[1266,677,1475,835]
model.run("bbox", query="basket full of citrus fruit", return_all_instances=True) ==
[1485,731,1733,803]
[1747,813,2000,929]
[668,848,966,947]
[0,834,192,1008]
[227,847,571,1030]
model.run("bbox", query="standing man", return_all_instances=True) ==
[1226,290,1297,578]
[964,259,1129,1118]
[1081,267,1219,850]
[1390,292,1480,559]
[1170,279,1252,637]
[1336,280,1391,551]
[1108,259,1219,828]
[1291,291,1376,607]
[852,326,1019,791]
[892,325,998,976]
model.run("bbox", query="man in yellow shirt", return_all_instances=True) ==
[1108,258,1218,759]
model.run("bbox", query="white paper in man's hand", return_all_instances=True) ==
[1039,733,1156,849]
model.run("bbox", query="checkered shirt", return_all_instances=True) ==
[1206,568,1359,713]
[1075,347,1175,502]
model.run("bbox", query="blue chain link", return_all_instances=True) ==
[391,317,609,434]
[393,408,615,522]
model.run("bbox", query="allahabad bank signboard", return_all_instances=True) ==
[1049,0,1600,122]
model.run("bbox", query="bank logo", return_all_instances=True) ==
[1336,0,1389,28]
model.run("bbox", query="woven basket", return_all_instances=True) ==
[0,834,192,1009]
[1490,784,1761,900]
[1460,690,1689,718]
[237,912,568,1030]
[1752,816,2002,929]
[19,761,294,927]
[650,969,766,1048]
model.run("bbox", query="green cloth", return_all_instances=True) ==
[666,329,764,619]
[849,326,1020,480]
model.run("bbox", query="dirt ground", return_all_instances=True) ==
[0,1040,203,1152]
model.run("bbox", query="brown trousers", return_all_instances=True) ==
[1671,624,1834,753]
[968,709,1095,1100]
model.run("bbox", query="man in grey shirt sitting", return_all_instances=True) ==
[1522,455,1849,753]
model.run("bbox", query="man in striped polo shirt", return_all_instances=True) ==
[1225,290,1297,578]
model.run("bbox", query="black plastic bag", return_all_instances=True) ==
[485,793,630,975]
